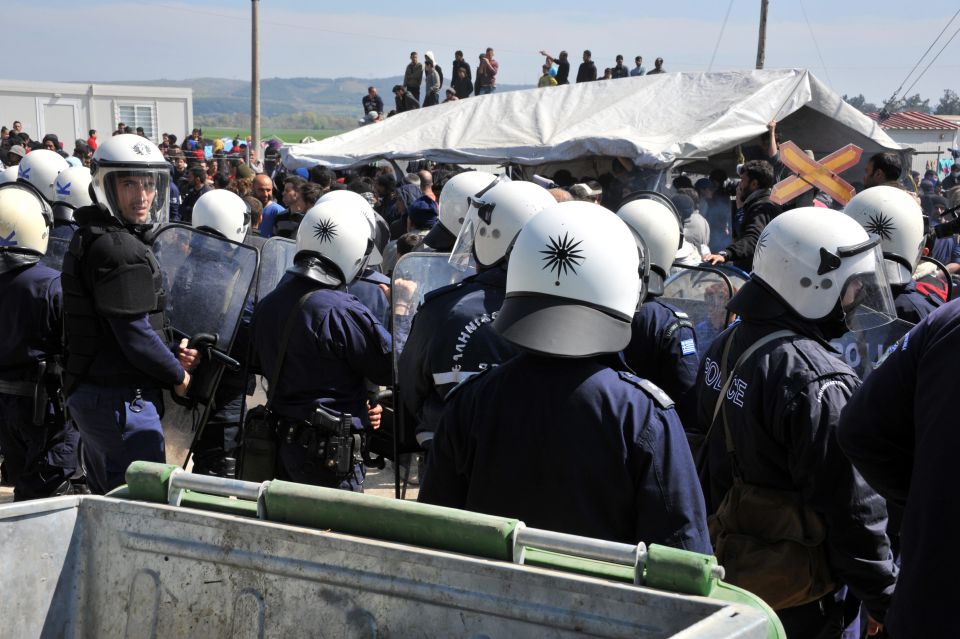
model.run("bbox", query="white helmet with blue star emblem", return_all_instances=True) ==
[90,134,171,229]
[292,199,373,286]
[0,185,52,259]
[16,149,69,204]
[842,185,924,286]
[493,201,642,357]
[52,165,94,223]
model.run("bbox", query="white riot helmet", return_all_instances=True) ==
[0,166,19,185]
[615,192,683,296]
[52,166,94,224]
[191,189,251,243]
[494,201,643,357]
[317,189,389,267]
[0,185,52,263]
[90,134,170,229]
[17,149,69,204]
[842,185,924,286]
[425,171,500,251]
[292,199,374,287]
[449,180,556,269]
[737,207,896,332]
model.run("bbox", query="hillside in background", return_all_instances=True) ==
[102,76,529,131]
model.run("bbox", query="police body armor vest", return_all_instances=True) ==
[61,220,167,391]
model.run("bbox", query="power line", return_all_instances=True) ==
[886,6,960,105]
[707,0,735,72]
[900,23,960,99]
[798,0,832,88]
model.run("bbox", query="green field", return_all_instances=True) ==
[202,128,349,144]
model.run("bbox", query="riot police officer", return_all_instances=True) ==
[616,195,700,427]
[843,184,941,323]
[317,189,392,326]
[15,149,71,238]
[693,208,896,637]
[189,189,252,476]
[420,171,499,252]
[61,134,194,494]
[399,180,555,452]
[420,201,712,552]
[251,198,391,491]
[0,185,79,499]
[51,165,94,240]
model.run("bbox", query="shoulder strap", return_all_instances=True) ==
[703,327,796,451]
[265,289,316,409]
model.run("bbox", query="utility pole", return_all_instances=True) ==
[756,0,769,69]
[251,0,261,163]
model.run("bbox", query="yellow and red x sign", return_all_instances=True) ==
[771,141,863,206]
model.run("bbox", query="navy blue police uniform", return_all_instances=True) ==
[61,206,185,494]
[892,280,941,324]
[348,268,391,327]
[251,274,392,491]
[0,260,79,499]
[50,220,78,240]
[419,351,712,552]
[398,267,519,448]
[838,300,960,638]
[623,298,699,428]
[694,306,896,635]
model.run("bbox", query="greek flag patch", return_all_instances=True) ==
[680,339,697,356]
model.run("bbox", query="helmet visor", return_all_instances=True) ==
[448,174,508,271]
[841,244,897,332]
[98,168,170,227]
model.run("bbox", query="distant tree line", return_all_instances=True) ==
[842,89,960,116]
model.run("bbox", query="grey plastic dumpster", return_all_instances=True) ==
[1,493,771,638]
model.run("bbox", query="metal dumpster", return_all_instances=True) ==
[0,463,783,638]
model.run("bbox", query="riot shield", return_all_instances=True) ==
[662,266,735,355]
[256,236,297,301]
[40,236,70,271]
[389,252,473,496]
[151,224,259,466]
[830,319,913,380]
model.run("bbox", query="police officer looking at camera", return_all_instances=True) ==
[61,134,195,494]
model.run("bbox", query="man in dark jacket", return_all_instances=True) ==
[695,207,897,638]
[704,160,782,272]
[576,50,597,83]
[392,85,420,114]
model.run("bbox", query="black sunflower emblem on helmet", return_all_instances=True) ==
[865,212,895,241]
[540,232,585,285]
[312,218,338,243]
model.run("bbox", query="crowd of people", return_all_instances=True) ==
[359,48,669,121]
[1,108,960,639]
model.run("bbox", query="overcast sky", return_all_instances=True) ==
[8,1,960,104]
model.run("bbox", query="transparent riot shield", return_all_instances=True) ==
[40,236,70,271]
[662,266,735,355]
[256,236,297,302]
[830,319,914,380]
[389,252,473,496]
[151,224,259,466]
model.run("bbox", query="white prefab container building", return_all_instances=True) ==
[0,79,192,147]
[866,111,959,177]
